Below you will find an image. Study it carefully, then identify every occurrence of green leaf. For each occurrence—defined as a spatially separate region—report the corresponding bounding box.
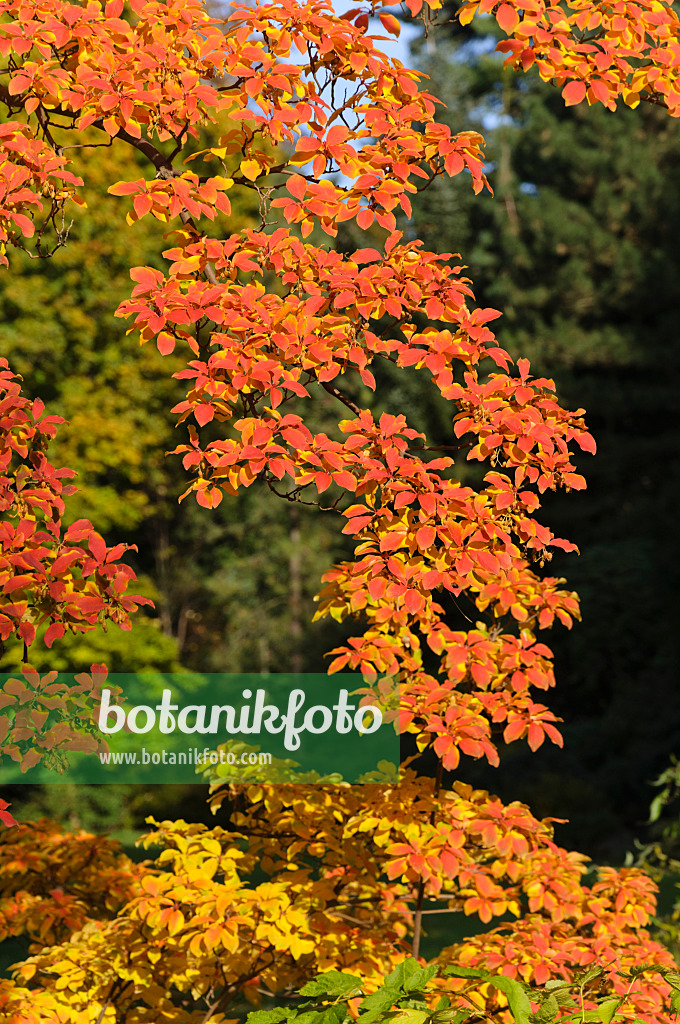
[441,966,489,980]
[246,1011,297,1024]
[490,977,532,1024]
[397,998,429,1012]
[390,1010,429,1024]
[317,1009,350,1024]
[575,967,605,986]
[295,1010,349,1024]
[597,998,620,1024]
[359,987,401,1023]
[627,963,659,979]
[431,1010,465,1024]
[530,994,558,1023]
[542,981,575,1007]
[553,1013,601,1023]
[300,973,363,999]
[649,792,666,823]
[385,961,438,994]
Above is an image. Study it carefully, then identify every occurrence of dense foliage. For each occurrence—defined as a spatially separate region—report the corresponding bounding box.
[400,0,680,858]
[0,0,679,1020]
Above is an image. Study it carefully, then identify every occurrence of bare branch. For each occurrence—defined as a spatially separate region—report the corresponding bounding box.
[319,380,362,416]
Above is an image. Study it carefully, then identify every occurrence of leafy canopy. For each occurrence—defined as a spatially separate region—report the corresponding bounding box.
[1,0,680,1019]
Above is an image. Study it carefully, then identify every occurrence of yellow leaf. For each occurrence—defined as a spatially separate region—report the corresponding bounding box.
[458,2,478,24]
[240,159,261,181]
[288,932,315,958]
[222,927,240,952]
[167,909,185,936]
[416,731,429,753]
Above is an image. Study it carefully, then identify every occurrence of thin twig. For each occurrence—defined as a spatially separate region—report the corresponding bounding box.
[319,380,362,416]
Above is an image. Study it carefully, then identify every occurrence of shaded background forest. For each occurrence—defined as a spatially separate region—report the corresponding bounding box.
[2,3,679,867]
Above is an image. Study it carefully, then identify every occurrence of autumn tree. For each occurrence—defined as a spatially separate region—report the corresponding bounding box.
[1,0,680,1020]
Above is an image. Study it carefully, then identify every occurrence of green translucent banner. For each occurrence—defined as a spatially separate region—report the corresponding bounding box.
[0,672,399,785]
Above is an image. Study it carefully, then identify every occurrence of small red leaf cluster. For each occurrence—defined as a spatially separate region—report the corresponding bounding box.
[0,359,151,649]
[0,0,223,141]
[454,0,680,116]
[0,797,16,828]
[108,173,232,225]
[0,122,82,264]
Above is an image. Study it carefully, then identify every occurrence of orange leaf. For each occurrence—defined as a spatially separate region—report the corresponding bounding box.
[287,174,307,199]
[496,4,519,32]
[562,80,587,106]
[379,13,401,36]
[108,180,143,196]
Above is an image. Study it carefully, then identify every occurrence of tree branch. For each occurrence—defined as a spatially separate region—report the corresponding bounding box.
[92,119,174,172]
[319,380,362,416]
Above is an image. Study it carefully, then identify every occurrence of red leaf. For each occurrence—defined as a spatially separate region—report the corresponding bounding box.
[504,719,526,743]
[88,532,107,563]
[282,427,310,449]
[416,525,435,549]
[71,594,105,614]
[11,214,34,238]
[356,208,374,230]
[576,431,597,454]
[45,622,66,647]
[194,404,214,426]
[18,622,35,646]
[65,519,94,542]
[562,80,587,107]
[157,332,176,355]
[20,749,41,772]
[353,248,381,264]
[196,486,222,508]
[527,722,545,750]
[334,290,356,309]
[133,193,153,218]
[589,79,610,104]
[0,799,17,828]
